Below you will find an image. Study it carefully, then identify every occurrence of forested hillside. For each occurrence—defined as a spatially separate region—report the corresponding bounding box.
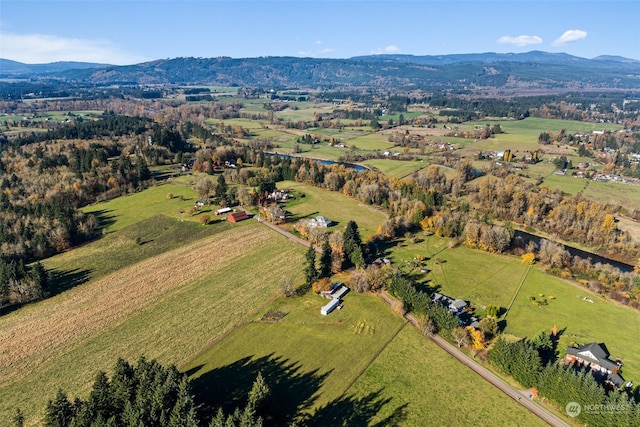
[3,52,640,92]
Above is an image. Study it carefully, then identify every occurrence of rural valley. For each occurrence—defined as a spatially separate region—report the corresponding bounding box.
[2,41,640,427]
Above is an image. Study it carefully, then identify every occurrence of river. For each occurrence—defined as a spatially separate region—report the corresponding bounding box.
[513,230,634,273]
[264,152,368,172]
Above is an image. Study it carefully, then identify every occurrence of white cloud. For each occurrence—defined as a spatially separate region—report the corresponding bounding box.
[372,45,401,54]
[298,46,334,57]
[315,40,323,45]
[553,29,588,46]
[0,32,148,65]
[496,35,543,47]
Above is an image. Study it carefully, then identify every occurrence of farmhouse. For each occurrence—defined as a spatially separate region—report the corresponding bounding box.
[564,342,625,388]
[320,283,350,316]
[308,215,332,228]
[432,292,468,315]
[227,211,249,223]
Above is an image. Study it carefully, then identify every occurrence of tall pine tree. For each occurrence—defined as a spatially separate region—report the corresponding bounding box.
[343,221,365,268]
[318,241,332,278]
[304,245,319,286]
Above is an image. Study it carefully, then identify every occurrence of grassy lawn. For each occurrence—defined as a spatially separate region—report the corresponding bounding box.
[504,267,640,382]
[485,118,620,141]
[347,134,395,151]
[390,237,528,311]
[183,292,406,424]
[582,180,640,213]
[342,327,547,426]
[82,181,222,232]
[0,221,306,424]
[278,180,388,237]
[363,158,427,178]
[541,174,589,194]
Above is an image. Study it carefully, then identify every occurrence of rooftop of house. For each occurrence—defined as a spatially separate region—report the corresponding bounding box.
[566,342,619,372]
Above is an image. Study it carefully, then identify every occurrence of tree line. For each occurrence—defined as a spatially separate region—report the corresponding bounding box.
[489,334,640,426]
[32,357,268,427]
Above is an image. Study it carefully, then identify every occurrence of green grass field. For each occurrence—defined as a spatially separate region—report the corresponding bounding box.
[388,235,640,382]
[342,327,547,426]
[363,158,427,178]
[183,292,406,424]
[496,117,620,136]
[504,267,640,383]
[390,236,527,311]
[346,134,395,151]
[541,174,589,194]
[582,180,640,212]
[82,181,221,232]
[278,180,388,237]
[455,117,622,159]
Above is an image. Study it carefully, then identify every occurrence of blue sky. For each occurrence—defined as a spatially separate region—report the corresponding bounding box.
[1,0,638,65]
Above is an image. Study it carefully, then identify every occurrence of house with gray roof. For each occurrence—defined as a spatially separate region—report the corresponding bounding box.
[565,342,625,388]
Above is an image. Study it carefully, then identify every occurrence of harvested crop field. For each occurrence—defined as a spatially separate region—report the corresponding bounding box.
[0,220,305,425]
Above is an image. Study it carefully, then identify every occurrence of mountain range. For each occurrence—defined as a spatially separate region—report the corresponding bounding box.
[2,51,639,93]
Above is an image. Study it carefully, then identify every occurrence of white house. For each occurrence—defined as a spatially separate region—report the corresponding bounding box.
[308,215,332,228]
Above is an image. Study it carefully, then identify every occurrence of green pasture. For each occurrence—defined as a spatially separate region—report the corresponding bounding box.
[582,180,640,213]
[504,267,640,382]
[456,117,622,156]
[278,143,351,161]
[82,181,221,232]
[183,292,406,423]
[205,117,266,131]
[495,117,620,136]
[363,158,427,178]
[238,100,269,114]
[391,237,528,311]
[541,174,589,194]
[347,134,396,151]
[0,221,306,425]
[252,128,292,140]
[275,106,321,122]
[342,327,546,426]
[304,127,369,141]
[389,234,640,382]
[523,160,557,181]
[278,180,388,237]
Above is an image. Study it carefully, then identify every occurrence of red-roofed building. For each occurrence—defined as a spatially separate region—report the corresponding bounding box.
[227,211,249,223]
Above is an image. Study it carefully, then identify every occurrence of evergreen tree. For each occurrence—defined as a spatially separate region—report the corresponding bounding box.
[304,245,319,286]
[44,389,75,427]
[343,221,364,268]
[318,241,332,278]
[215,174,228,200]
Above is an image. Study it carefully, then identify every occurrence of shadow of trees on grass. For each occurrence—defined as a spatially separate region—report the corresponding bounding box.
[48,267,92,295]
[186,353,407,426]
